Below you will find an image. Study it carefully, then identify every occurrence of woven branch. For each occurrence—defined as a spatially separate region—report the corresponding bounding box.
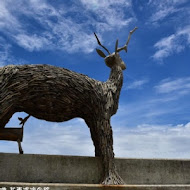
[0,63,124,184]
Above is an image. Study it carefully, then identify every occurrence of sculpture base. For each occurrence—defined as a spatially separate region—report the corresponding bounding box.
[1,153,190,188]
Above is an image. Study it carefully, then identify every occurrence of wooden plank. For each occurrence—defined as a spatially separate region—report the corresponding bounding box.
[0,128,23,142]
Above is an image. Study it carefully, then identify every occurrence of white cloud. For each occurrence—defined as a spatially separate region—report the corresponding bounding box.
[125,79,149,90]
[14,34,51,52]
[0,1,21,32]
[113,78,189,126]
[114,122,190,158]
[149,7,179,23]
[0,37,26,66]
[152,25,190,61]
[147,0,190,61]
[24,123,94,156]
[0,0,134,54]
[155,77,190,95]
[114,77,190,128]
[80,0,131,8]
[114,100,180,127]
[177,26,190,44]
[0,37,11,66]
[1,114,94,156]
[148,0,188,24]
[80,0,133,31]
[2,112,190,159]
[152,34,177,60]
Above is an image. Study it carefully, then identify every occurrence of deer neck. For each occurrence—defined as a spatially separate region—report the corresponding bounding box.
[108,65,123,90]
[103,65,123,117]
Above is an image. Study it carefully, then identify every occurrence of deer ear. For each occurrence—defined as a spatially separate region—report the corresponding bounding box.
[96,48,106,58]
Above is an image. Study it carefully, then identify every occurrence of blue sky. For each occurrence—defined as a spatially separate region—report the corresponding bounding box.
[0,0,190,158]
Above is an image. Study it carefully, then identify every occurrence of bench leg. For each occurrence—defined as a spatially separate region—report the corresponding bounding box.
[17,139,24,154]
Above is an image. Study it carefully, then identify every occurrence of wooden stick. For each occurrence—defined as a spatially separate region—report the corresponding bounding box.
[17,139,23,154]
[117,26,138,52]
[94,32,111,54]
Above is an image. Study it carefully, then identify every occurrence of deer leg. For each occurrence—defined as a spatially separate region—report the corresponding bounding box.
[86,118,125,185]
[85,119,101,157]
[98,119,125,185]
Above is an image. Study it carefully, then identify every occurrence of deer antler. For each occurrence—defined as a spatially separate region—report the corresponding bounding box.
[117,27,138,53]
[94,32,111,55]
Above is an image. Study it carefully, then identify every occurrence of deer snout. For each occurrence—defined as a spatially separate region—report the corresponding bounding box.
[120,61,126,70]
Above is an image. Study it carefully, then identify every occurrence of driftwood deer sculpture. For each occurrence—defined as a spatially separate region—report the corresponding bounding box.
[0,27,137,185]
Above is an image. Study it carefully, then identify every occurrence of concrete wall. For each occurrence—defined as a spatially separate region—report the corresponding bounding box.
[1,153,190,184]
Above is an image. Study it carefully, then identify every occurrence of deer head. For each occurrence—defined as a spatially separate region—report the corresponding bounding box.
[94,27,138,71]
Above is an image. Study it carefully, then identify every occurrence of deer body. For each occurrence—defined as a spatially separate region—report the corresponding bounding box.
[0,27,137,184]
[0,63,122,126]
